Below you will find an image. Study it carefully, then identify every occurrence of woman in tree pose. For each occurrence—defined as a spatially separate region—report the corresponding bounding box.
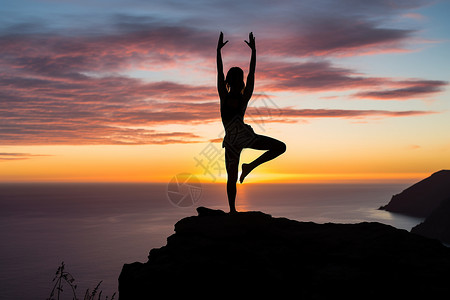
[217,31,286,213]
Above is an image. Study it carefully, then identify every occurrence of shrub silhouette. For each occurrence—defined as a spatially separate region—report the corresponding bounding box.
[47,262,116,300]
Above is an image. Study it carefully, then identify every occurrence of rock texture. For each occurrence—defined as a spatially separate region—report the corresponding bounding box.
[412,197,450,244]
[379,170,450,217]
[119,207,450,299]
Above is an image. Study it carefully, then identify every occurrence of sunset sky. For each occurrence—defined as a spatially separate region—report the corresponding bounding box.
[1,0,449,183]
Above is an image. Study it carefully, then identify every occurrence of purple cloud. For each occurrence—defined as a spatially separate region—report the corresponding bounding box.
[354,80,447,99]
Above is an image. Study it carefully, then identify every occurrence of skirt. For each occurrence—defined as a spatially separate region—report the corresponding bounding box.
[222,121,257,152]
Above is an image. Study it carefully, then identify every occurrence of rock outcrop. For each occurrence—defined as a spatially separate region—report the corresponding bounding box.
[119,207,450,299]
[379,170,450,217]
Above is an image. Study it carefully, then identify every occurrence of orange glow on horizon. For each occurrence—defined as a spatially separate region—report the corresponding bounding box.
[0,169,428,185]
[0,137,447,185]
[0,144,439,184]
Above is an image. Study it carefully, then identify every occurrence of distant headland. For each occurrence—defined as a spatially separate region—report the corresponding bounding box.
[379,170,450,217]
[380,170,450,243]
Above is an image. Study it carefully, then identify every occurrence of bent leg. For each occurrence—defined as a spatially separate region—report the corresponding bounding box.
[240,135,286,183]
[225,147,241,213]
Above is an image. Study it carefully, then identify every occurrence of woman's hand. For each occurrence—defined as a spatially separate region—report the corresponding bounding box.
[245,32,255,51]
[217,31,228,51]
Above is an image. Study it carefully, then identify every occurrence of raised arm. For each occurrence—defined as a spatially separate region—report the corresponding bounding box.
[243,32,256,101]
[217,32,228,99]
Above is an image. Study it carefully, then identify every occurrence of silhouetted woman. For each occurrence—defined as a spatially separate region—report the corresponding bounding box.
[217,32,286,213]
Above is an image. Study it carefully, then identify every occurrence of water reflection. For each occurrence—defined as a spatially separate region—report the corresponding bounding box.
[199,183,423,230]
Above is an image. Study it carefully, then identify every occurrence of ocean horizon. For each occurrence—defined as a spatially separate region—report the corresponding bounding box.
[0,182,423,299]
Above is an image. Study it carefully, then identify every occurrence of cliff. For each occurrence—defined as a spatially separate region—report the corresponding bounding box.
[379,170,450,217]
[119,207,450,299]
[411,197,450,243]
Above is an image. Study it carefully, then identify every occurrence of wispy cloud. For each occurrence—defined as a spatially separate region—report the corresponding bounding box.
[0,152,52,161]
[258,60,380,91]
[354,80,447,100]
[258,60,447,99]
[259,17,415,58]
[246,107,436,122]
[0,122,205,145]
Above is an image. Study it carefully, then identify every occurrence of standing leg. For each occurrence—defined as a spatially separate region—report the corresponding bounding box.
[225,147,241,213]
[240,135,286,183]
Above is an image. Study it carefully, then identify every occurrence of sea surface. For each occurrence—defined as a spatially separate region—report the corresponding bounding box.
[0,182,423,299]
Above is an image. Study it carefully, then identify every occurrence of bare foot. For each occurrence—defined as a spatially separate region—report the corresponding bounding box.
[239,163,252,184]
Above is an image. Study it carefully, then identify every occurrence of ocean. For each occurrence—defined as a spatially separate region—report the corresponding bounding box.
[0,182,422,299]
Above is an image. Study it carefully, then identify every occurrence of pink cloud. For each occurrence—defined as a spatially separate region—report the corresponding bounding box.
[403,13,426,21]
[0,14,445,146]
[0,121,205,145]
[0,24,213,78]
[1,87,436,145]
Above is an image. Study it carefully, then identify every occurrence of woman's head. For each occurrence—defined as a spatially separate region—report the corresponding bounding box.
[225,67,245,93]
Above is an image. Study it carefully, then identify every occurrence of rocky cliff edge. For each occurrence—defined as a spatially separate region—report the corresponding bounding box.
[119,207,450,298]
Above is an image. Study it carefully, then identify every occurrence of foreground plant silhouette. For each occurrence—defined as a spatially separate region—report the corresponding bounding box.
[47,262,116,300]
